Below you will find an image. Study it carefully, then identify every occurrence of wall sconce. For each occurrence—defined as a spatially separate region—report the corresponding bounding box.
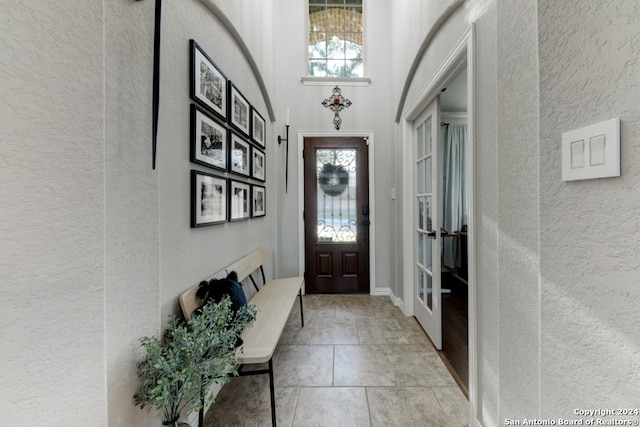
[322,86,352,130]
[137,0,162,169]
[278,109,290,193]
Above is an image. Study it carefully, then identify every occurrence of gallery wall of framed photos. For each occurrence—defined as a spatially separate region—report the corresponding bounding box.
[189,39,267,228]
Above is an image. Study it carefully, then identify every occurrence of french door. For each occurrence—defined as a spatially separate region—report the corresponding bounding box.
[303,137,370,293]
[414,98,442,349]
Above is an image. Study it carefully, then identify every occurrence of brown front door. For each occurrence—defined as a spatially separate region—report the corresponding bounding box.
[304,137,370,293]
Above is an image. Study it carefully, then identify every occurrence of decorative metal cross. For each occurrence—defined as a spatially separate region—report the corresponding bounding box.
[322,86,352,130]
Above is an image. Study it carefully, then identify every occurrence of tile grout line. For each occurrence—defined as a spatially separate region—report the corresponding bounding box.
[365,386,374,427]
[331,344,335,387]
[431,386,451,425]
[288,386,301,427]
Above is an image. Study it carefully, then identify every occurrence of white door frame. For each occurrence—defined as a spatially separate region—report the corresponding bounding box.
[401,25,477,422]
[297,130,378,294]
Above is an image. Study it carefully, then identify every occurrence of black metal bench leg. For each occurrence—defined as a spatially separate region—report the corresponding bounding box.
[198,375,205,427]
[298,288,304,327]
[268,358,276,427]
[238,360,277,426]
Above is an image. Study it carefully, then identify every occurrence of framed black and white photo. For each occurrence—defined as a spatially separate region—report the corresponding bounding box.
[229,180,250,221]
[228,82,250,137]
[250,106,266,148]
[252,147,266,181]
[190,39,227,120]
[251,185,266,218]
[191,104,228,171]
[229,133,250,177]
[191,170,227,227]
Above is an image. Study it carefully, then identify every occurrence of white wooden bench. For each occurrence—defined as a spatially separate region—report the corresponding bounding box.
[179,247,304,427]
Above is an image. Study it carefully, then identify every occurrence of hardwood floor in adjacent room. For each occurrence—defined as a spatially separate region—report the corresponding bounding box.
[441,272,469,396]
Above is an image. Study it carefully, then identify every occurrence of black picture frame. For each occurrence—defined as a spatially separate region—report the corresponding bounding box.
[251,184,266,218]
[250,106,266,148]
[190,104,228,171]
[251,147,266,181]
[191,170,227,227]
[190,39,227,120]
[228,81,250,137]
[229,132,251,177]
[229,180,250,221]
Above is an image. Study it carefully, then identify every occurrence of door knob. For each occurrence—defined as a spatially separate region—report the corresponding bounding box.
[427,230,436,239]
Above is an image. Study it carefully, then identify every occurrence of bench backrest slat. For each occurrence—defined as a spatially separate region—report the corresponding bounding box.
[179,247,267,321]
[225,247,266,283]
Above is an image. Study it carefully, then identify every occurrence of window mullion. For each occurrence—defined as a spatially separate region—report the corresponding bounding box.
[308,0,363,78]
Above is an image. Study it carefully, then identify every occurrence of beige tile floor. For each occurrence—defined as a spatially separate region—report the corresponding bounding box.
[203,294,469,427]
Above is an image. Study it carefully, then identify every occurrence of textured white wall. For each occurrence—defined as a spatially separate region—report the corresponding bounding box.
[496,0,541,418]
[538,0,640,415]
[391,0,471,304]
[472,2,500,424]
[396,0,640,425]
[4,0,639,425]
[158,0,276,323]
[1,1,107,425]
[104,0,160,425]
[390,0,458,107]
[2,0,281,425]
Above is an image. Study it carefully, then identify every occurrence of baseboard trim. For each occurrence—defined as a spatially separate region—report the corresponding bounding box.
[370,286,391,297]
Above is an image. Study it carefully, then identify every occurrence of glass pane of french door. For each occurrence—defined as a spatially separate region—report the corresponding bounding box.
[413,97,442,350]
[416,117,434,311]
[315,148,357,243]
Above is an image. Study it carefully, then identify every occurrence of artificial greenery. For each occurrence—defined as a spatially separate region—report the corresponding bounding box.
[134,296,256,427]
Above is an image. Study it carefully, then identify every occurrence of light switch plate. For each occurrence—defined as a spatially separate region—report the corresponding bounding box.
[562,118,620,181]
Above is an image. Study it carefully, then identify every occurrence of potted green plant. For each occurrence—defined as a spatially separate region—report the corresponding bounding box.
[134,296,256,426]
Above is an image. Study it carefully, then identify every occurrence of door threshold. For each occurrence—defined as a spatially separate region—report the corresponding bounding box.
[419,320,469,400]
[436,349,469,399]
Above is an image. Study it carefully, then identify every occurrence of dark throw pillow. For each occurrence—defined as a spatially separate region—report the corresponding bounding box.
[195,271,247,347]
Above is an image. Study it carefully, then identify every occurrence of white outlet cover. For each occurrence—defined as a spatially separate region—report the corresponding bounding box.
[562,118,620,181]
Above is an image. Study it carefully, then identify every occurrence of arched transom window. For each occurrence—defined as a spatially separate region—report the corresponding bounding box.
[308,0,363,78]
